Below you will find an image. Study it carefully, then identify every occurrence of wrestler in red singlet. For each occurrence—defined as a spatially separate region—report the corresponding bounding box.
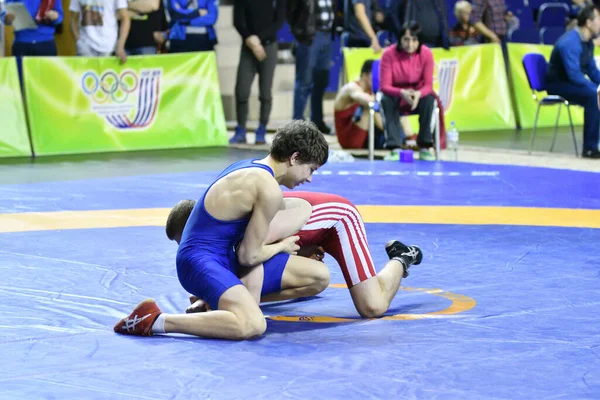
[283,191,376,287]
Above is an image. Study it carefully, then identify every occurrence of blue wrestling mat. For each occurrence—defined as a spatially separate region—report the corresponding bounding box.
[1,159,599,399]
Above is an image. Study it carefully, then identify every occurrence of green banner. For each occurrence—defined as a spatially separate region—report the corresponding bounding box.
[507,43,600,129]
[0,58,31,158]
[23,52,228,156]
[343,44,516,132]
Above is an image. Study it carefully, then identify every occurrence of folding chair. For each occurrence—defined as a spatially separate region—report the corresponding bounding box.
[522,53,578,156]
[509,28,541,44]
[539,26,565,45]
[537,2,569,28]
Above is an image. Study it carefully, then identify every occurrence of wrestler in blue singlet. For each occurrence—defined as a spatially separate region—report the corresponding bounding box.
[176,159,289,310]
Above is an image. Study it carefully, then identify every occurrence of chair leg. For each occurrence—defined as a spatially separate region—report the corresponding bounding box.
[529,103,542,155]
[368,107,375,161]
[376,91,388,148]
[433,106,441,161]
[549,103,562,153]
[565,104,579,157]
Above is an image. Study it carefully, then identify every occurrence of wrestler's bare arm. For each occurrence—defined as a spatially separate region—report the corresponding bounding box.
[349,84,376,108]
[335,82,375,110]
[236,172,300,267]
[263,198,312,245]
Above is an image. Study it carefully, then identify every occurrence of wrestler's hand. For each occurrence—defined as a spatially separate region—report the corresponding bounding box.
[186,295,211,313]
[297,245,325,262]
[280,235,300,255]
[45,10,59,21]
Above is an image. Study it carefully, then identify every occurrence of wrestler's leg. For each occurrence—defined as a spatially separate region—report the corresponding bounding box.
[260,254,330,302]
[187,253,330,312]
[116,258,267,340]
[320,205,418,318]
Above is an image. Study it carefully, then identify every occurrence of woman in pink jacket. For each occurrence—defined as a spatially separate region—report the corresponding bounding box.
[380,21,437,161]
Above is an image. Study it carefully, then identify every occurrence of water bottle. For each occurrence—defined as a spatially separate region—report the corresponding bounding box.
[447,121,459,160]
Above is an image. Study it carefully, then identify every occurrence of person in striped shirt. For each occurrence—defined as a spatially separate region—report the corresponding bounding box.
[167,191,423,318]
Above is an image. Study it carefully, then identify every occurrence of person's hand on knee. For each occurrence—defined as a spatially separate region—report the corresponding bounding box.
[410,91,421,111]
[401,89,414,108]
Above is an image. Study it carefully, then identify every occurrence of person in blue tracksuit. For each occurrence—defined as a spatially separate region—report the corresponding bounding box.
[3,0,63,80]
[167,0,218,52]
[547,5,600,159]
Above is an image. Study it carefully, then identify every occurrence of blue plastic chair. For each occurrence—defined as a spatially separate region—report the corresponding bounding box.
[537,2,569,27]
[522,53,578,156]
[528,0,545,9]
[539,26,565,45]
[504,0,525,10]
[504,0,525,12]
[372,59,381,92]
[509,28,541,44]
[505,0,536,30]
[551,0,579,15]
[376,30,396,47]
[513,5,536,30]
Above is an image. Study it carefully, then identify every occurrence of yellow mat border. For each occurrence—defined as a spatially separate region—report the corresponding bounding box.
[1,205,599,233]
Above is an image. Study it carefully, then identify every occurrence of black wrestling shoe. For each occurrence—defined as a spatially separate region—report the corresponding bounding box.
[385,240,423,278]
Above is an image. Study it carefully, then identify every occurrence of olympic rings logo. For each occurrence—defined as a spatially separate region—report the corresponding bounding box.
[81,70,139,104]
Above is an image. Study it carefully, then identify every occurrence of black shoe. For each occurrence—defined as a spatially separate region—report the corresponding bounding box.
[385,240,423,278]
[582,149,600,159]
[313,120,332,135]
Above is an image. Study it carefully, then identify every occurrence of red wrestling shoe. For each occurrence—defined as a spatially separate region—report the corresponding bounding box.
[114,299,162,336]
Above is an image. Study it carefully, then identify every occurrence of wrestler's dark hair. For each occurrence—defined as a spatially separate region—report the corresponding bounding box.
[361,59,375,76]
[269,120,329,166]
[578,4,599,27]
[166,199,197,241]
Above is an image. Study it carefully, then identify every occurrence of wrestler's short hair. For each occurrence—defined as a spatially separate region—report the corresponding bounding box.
[165,199,197,240]
[269,120,329,166]
[361,59,375,76]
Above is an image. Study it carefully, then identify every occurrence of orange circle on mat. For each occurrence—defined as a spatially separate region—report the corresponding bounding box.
[266,284,476,323]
